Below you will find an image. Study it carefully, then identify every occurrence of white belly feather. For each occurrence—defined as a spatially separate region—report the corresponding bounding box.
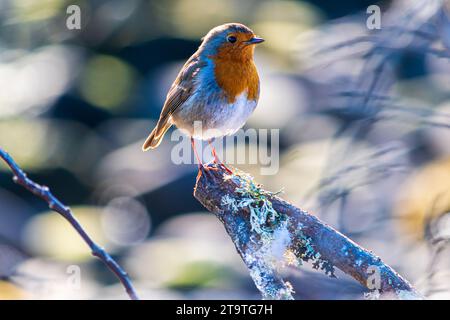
[173,90,257,140]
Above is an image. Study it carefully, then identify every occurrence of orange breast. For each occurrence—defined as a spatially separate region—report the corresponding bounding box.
[212,48,260,103]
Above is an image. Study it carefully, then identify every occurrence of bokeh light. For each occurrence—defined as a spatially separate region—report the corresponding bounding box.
[0,0,450,300]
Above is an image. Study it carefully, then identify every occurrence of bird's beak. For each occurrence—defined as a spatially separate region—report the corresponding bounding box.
[245,37,264,45]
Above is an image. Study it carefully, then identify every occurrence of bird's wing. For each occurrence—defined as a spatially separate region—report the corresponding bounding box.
[142,53,205,150]
[157,54,204,125]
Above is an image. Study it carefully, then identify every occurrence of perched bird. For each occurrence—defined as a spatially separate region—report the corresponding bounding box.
[142,23,264,170]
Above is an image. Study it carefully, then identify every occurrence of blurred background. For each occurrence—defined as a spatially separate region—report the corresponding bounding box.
[0,0,450,300]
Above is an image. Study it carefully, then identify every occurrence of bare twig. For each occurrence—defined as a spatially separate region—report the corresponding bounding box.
[0,147,139,300]
[194,164,422,300]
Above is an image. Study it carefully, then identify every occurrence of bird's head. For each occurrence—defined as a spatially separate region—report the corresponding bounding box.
[200,23,264,62]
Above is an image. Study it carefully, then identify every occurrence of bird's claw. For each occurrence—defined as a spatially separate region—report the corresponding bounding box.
[217,163,233,175]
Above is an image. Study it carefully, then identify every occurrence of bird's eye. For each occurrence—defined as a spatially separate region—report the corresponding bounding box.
[227,35,237,43]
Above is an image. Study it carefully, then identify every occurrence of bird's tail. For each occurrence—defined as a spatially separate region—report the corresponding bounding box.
[142,121,172,151]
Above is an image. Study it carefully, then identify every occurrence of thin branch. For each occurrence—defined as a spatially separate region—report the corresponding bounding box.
[0,147,139,300]
[194,164,422,300]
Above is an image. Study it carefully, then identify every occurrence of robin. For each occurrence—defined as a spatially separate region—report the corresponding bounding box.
[142,23,264,172]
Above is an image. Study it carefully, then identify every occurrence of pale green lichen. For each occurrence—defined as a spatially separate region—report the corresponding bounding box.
[220,170,335,299]
[221,170,283,240]
[295,229,336,277]
[221,194,238,211]
[221,170,294,300]
[243,220,295,300]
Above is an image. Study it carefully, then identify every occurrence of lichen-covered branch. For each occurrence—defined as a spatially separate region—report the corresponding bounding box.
[194,164,422,300]
[0,147,139,300]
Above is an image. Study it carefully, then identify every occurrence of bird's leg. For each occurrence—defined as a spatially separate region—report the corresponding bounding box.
[208,139,233,174]
[191,137,207,181]
[191,137,203,170]
[191,137,216,181]
[208,138,220,164]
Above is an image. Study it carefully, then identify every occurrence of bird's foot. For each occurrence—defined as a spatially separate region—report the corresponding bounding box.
[220,163,233,175]
[213,161,233,175]
[207,159,233,175]
[196,163,220,182]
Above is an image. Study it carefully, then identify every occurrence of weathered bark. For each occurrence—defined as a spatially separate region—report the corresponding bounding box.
[194,164,421,300]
